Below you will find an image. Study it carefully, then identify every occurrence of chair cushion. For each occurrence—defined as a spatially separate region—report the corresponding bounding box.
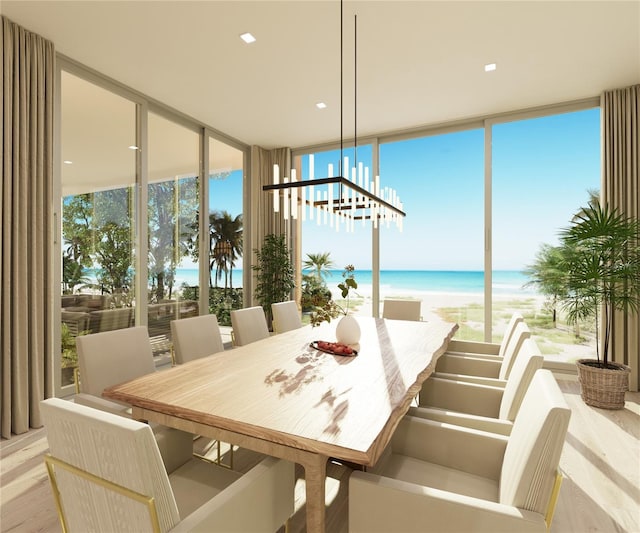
[371,453,499,503]
[349,470,548,533]
[169,459,242,518]
[435,354,502,378]
[419,377,503,418]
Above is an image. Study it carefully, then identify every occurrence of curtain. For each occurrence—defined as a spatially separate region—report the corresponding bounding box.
[1,16,54,438]
[601,84,640,391]
[248,146,292,306]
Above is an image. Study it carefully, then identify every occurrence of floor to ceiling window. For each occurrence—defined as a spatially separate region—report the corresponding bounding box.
[57,66,248,395]
[379,129,484,337]
[491,108,600,359]
[59,71,137,388]
[206,137,245,325]
[146,112,200,362]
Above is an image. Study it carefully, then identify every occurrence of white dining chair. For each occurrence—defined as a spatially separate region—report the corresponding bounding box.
[75,326,193,474]
[434,321,531,383]
[271,300,303,334]
[230,306,270,346]
[40,398,294,533]
[414,338,544,435]
[171,314,225,364]
[445,311,525,358]
[349,369,571,532]
[170,314,233,465]
[382,298,422,321]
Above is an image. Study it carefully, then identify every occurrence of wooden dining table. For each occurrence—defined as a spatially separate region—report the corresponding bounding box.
[104,316,458,533]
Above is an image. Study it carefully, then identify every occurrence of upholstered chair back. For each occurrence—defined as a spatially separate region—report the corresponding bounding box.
[382,298,422,321]
[76,326,155,397]
[498,312,525,357]
[171,314,225,364]
[230,306,269,346]
[498,338,543,421]
[271,301,303,334]
[497,322,531,380]
[499,370,570,515]
[41,398,180,533]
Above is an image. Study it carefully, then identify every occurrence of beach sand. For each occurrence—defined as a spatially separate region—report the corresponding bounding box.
[334,284,539,324]
[331,285,592,361]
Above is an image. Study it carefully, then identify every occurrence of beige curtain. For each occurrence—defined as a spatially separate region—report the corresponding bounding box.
[601,84,640,391]
[1,17,54,438]
[248,146,292,306]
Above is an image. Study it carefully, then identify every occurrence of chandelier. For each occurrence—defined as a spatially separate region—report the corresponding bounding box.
[263,2,405,232]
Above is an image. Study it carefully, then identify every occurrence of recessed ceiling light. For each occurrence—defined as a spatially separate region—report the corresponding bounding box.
[316,102,327,109]
[484,63,497,72]
[63,160,73,165]
[240,32,256,44]
[128,145,139,150]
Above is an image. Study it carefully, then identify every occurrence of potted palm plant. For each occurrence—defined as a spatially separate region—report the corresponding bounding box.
[559,200,640,409]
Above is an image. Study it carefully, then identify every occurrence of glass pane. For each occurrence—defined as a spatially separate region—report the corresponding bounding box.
[147,113,199,363]
[207,137,244,330]
[60,72,136,387]
[380,130,484,336]
[492,108,600,360]
[300,146,373,321]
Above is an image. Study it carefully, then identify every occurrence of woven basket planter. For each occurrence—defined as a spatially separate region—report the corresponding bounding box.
[576,359,631,410]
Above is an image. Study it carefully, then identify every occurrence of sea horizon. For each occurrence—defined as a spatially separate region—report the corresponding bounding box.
[167,268,537,297]
[83,267,538,296]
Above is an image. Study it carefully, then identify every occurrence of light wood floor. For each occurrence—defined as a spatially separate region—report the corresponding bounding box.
[1,379,638,533]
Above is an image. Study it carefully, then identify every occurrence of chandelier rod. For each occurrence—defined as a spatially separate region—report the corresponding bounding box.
[354,13,357,172]
[340,0,344,176]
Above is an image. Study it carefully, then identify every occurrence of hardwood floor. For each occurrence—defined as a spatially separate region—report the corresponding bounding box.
[1,378,638,533]
[552,380,640,533]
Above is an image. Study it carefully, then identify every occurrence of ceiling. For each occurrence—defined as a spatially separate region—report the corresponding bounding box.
[1,0,639,151]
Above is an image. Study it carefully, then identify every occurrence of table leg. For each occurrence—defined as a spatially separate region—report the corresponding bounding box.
[302,454,328,533]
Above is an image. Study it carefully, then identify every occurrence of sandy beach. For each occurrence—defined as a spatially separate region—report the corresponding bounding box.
[330,284,592,361]
[333,284,543,323]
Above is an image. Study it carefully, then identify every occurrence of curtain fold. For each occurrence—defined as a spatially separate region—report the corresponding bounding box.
[1,16,54,438]
[249,146,292,306]
[601,84,640,391]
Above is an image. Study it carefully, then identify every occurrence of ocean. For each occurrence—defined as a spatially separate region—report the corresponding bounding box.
[168,268,537,296]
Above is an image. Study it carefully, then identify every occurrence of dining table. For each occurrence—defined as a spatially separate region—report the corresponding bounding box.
[103,316,458,533]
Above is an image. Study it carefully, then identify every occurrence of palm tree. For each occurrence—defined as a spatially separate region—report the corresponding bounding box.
[209,211,243,290]
[303,252,334,285]
[524,244,568,327]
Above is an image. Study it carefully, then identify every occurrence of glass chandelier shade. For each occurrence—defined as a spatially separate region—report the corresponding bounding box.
[265,155,404,232]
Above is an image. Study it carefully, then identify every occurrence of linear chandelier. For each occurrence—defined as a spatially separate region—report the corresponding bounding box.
[263,2,405,232]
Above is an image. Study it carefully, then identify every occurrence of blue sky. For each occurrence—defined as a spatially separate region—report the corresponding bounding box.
[207,107,600,273]
[209,170,243,217]
[300,107,601,271]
